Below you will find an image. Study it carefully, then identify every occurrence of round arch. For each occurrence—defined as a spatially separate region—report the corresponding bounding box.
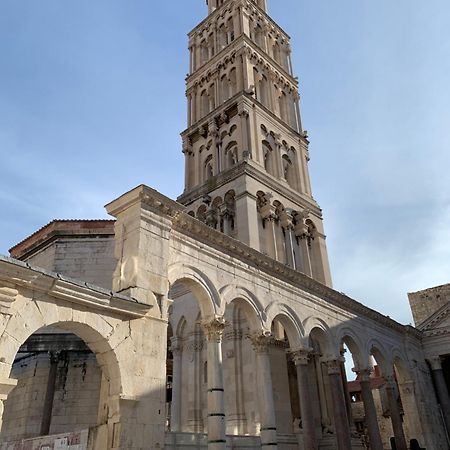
[0,309,124,396]
[334,326,366,370]
[220,285,265,332]
[303,316,335,357]
[266,303,304,348]
[168,263,219,319]
[366,338,392,376]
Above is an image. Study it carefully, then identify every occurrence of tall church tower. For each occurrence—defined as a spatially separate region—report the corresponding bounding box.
[178,0,332,287]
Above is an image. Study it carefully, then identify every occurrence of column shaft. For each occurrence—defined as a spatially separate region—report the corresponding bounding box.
[251,335,278,449]
[357,370,383,450]
[293,351,317,450]
[170,338,183,432]
[326,359,352,450]
[430,358,450,437]
[203,319,227,450]
[41,352,59,436]
[385,379,408,450]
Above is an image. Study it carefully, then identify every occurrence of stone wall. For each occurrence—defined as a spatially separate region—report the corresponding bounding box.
[1,352,101,442]
[408,284,450,326]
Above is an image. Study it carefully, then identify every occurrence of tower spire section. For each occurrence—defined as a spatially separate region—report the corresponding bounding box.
[179,0,332,287]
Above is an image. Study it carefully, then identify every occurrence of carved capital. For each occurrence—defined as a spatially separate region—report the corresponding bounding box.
[202,317,227,342]
[428,356,443,371]
[0,282,18,314]
[353,367,373,383]
[290,348,313,366]
[259,204,277,221]
[170,337,183,356]
[248,332,274,354]
[324,357,345,375]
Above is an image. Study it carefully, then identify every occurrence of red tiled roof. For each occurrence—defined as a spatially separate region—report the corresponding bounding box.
[9,219,116,259]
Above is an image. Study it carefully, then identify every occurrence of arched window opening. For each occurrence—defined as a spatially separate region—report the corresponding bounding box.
[263,141,275,177]
[227,17,235,44]
[282,154,296,189]
[197,204,207,223]
[218,24,227,50]
[279,91,288,122]
[229,68,237,96]
[201,90,209,117]
[225,142,238,169]
[221,75,229,103]
[204,155,214,181]
[200,40,209,64]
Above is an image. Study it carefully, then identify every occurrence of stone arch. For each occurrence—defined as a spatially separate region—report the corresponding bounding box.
[175,316,188,338]
[1,309,123,396]
[366,338,391,375]
[392,350,411,382]
[265,303,303,348]
[303,316,335,357]
[334,326,366,370]
[168,263,219,318]
[219,285,265,333]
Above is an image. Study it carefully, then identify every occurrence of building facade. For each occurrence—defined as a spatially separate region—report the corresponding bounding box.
[0,1,449,449]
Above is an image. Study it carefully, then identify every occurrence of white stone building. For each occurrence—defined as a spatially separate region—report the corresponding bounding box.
[0,1,449,449]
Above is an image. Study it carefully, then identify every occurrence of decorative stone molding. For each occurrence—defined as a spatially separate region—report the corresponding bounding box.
[248,332,274,354]
[0,377,18,402]
[353,367,374,383]
[0,255,150,319]
[202,316,227,342]
[170,337,183,356]
[0,282,18,314]
[290,348,313,366]
[323,357,345,375]
[428,356,443,371]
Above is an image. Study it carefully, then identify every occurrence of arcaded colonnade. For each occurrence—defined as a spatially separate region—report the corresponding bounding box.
[106,185,445,450]
[0,184,447,450]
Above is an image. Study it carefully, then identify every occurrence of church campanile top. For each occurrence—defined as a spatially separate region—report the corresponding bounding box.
[207,0,267,15]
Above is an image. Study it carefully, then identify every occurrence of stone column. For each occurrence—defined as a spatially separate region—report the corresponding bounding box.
[203,318,227,450]
[291,349,317,450]
[41,351,60,436]
[170,337,183,432]
[325,358,352,450]
[384,375,408,450]
[429,356,450,435]
[250,334,278,449]
[294,218,312,277]
[355,368,383,450]
[280,210,296,269]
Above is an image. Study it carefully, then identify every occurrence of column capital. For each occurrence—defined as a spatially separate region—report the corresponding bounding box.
[170,336,183,355]
[290,348,313,366]
[248,332,274,354]
[323,357,345,375]
[428,355,443,371]
[383,374,397,389]
[353,367,373,383]
[202,316,227,342]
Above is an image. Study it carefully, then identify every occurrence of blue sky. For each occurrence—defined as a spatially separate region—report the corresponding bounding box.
[0,0,449,324]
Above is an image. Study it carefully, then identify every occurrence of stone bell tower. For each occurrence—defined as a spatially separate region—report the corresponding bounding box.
[178,0,332,287]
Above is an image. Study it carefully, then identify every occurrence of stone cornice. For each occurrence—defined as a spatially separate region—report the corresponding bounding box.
[186,36,297,91]
[418,301,450,332]
[177,160,322,218]
[0,255,150,319]
[106,185,421,339]
[106,184,184,219]
[170,213,420,339]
